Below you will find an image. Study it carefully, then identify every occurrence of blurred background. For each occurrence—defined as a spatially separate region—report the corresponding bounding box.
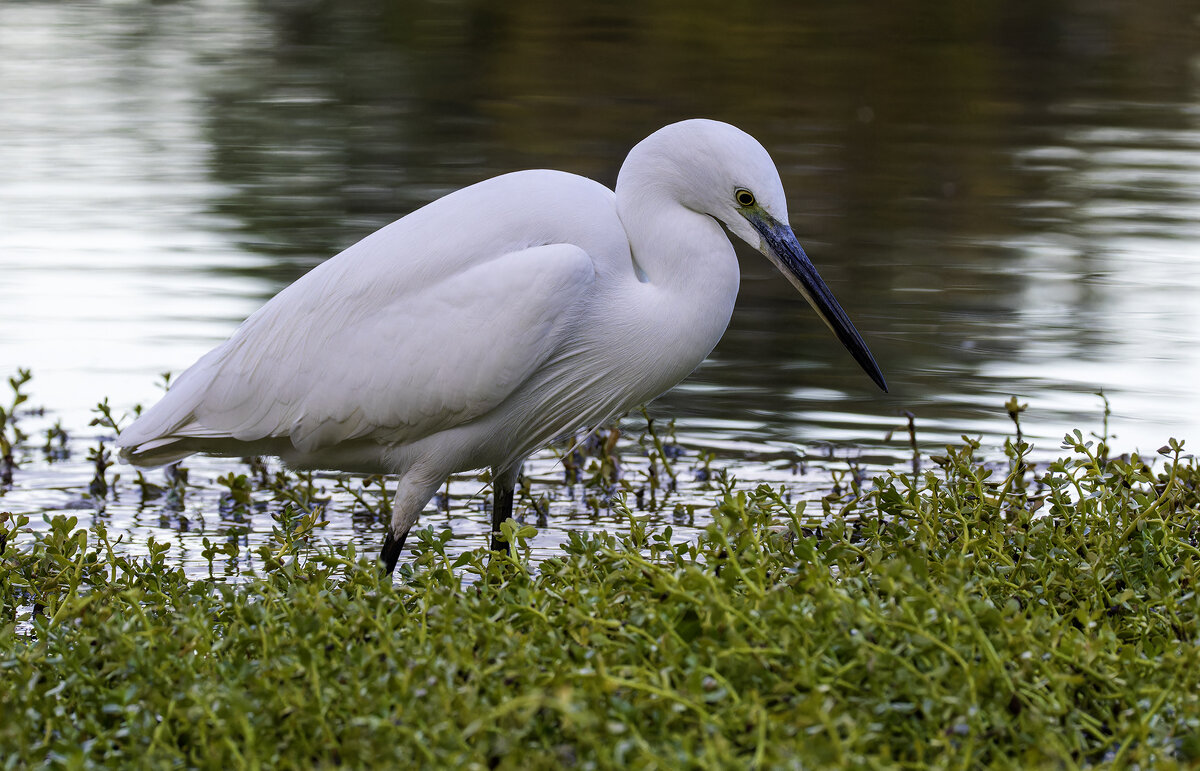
[2,0,1199,464]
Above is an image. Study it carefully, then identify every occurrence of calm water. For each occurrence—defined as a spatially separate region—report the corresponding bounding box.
[2,0,1199,569]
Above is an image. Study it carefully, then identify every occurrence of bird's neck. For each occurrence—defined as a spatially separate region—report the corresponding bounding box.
[616,185,740,302]
[610,185,741,398]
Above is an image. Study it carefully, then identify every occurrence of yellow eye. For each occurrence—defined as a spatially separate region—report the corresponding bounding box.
[735,189,755,207]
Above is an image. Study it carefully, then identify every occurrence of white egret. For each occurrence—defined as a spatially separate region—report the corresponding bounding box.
[118,119,887,573]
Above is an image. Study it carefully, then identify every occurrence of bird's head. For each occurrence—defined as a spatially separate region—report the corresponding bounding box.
[619,119,888,392]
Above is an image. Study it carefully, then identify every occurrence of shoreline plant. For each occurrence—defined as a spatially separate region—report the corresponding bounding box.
[2,403,1198,768]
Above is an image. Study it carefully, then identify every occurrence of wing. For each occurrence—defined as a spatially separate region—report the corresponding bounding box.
[119,240,597,458]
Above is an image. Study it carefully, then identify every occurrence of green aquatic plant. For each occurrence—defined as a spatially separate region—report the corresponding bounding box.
[1,424,1198,769]
[0,369,33,487]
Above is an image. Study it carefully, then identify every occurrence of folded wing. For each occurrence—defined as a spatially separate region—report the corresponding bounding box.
[118,241,596,465]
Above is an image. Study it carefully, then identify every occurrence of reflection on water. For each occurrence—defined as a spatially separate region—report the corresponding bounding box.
[2,0,1199,568]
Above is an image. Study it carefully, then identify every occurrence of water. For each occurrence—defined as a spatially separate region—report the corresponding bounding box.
[2,0,1199,570]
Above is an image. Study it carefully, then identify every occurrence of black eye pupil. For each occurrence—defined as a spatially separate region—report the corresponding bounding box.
[736,190,754,206]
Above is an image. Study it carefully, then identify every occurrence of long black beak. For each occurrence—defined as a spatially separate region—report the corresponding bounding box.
[746,210,888,392]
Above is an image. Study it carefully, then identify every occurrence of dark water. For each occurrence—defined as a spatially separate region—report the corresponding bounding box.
[2,0,1199,568]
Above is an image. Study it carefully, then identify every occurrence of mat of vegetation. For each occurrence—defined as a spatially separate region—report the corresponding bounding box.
[2,428,1199,769]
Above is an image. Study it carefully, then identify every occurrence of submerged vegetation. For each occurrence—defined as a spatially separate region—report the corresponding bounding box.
[1,375,1199,768]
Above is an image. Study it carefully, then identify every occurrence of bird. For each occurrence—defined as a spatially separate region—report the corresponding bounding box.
[117,119,887,574]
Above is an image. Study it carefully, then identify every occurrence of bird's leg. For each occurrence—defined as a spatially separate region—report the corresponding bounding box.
[380,470,444,575]
[490,484,513,553]
[490,463,521,553]
[380,528,408,576]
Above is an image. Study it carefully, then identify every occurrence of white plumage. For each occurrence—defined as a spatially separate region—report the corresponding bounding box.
[118,119,886,572]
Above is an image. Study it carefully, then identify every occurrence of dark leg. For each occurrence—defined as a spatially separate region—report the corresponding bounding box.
[380,528,407,575]
[491,477,514,553]
[379,469,445,575]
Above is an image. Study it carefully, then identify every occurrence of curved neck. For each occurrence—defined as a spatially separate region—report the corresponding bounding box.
[610,170,742,394]
[615,160,740,297]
